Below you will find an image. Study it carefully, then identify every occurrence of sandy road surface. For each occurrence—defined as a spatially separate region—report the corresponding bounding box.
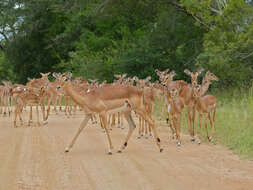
[0,110,253,190]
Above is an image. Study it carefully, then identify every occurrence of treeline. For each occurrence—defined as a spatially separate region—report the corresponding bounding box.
[0,0,253,86]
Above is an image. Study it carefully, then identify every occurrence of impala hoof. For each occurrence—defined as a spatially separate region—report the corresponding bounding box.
[43,121,48,125]
[65,148,69,153]
[198,141,201,145]
[190,138,195,142]
[108,152,112,155]
[117,150,122,153]
[208,137,213,142]
[177,142,181,146]
[160,148,163,152]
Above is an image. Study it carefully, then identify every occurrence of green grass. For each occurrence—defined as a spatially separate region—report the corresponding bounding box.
[153,86,253,159]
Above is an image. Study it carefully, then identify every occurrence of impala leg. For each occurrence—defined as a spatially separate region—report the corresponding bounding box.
[52,95,57,114]
[36,104,40,126]
[118,111,136,153]
[19,108,23,126]
[64,97,68,116]
[137,110,162,152]
[148,123,152,137]
[208,113,213,142]
[100,115,105,130]
[28,105,32,126]
[173,115,180,146]
[204,114,210,141]
[186,107,194,141]
[45,97,51,120]
[111,113,116,127]
[59,96,63,111]
[141,117,145,136]
[14,106,18,128]
[198,113,203,144]
[65,114,92,153]
[100,112,113,154]
[41,101,48,125]
[191,107,196,140]
[210,108,216,142]
[168,114,175,139]
[144,120,148,138]
[117,112,121,128]
[69,100,72,116]
[138,116,142,138]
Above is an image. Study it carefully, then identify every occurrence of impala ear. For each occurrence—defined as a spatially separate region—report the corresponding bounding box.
[145,76,151,82]
[133,76,139,81]
[184,69,191,76]
[52,72,59,79]
[67,72,72,79]
[122,74,127,78]
[114,74,120,79]
[155,69,161,74]
[197,68,204,74]
[163,68,169,73]
[170,70,176,77]
[27,77,32,81]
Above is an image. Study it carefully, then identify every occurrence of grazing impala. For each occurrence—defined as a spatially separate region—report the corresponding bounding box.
[53,72,163,154]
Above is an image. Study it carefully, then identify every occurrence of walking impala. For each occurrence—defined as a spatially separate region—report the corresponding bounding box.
[53,72,163,154]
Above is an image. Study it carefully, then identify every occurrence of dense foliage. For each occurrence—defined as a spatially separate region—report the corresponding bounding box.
[0,0,253,86]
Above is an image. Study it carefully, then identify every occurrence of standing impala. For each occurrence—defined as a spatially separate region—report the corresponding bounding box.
[53,72,163,154]
[193,84,218,144]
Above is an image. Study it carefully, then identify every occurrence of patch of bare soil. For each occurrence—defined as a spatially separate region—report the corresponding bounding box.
[0,110,252,190]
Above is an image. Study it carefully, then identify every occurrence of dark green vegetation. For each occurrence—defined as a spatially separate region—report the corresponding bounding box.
[0,0,253,85]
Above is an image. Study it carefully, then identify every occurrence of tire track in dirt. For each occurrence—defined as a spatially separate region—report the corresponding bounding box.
[1,112,253,190]
[39,127,94,190]
[16,128,55,190]
[63,124,165,190]
[0,127,25,190]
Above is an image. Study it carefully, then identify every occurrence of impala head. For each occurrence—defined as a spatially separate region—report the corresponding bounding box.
[99,80,107,87]
[163,70,176,86]
[155,68,169,83]
[40,72,50,81]
[53,72,72,89]
[27,77,33,82]
[184,68,204,86]
[193,84,202,98]
[202,71,219,85]
[114,73,127,84]
[169,85,181,99]
[135,76,151,89]
[2,80,12,88]
[72,77,87,86]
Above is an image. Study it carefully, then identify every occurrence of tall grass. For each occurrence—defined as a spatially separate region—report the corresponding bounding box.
[153,86,253,159]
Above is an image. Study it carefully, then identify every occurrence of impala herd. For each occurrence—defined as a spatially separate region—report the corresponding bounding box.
[0,68,218,154]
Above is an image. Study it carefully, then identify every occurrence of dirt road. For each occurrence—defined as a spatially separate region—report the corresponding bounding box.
[0,111,253,190]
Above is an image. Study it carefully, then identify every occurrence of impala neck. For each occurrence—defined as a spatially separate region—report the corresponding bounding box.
[200,81,211,96]
[63,81,88,107]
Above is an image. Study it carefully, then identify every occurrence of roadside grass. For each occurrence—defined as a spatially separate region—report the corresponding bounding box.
[153,86,253,159]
